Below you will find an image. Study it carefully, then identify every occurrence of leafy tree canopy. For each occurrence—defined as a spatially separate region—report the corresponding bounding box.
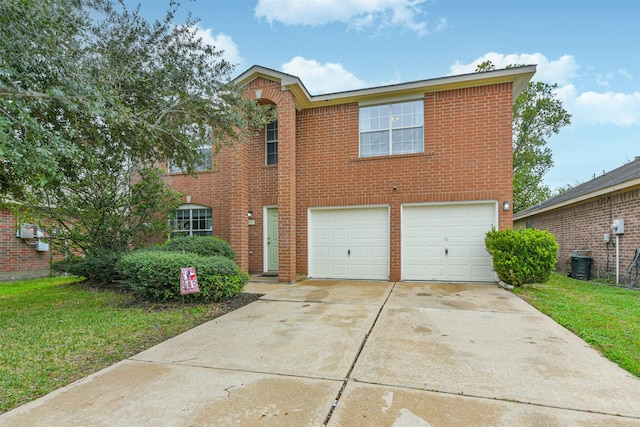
[476,61,571,213]
[1,0,272,199]
[1,0,273,257]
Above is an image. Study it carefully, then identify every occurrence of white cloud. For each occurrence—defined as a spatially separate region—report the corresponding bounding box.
[255,0,432,36]
[596,68,632,88]
[192,26,242,66]
[449,52,579,85]
[450,52,640,129]
[281,56,367,94]
[573,91,640,127]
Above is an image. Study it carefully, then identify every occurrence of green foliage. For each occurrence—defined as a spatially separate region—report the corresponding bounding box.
[475,61,571,213]
[1,276,234,413]
[52,251,125,284]
[485,228,558,286]
[160,235,236,260]
[1,0,275,257]
[117,251,248,302]
[517,273,640,377]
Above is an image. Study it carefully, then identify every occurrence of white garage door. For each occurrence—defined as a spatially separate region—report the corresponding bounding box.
[309,207,389,280]
[402,203,496,282]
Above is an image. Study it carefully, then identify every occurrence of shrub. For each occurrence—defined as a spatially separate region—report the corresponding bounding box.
[160,236,235,260]
[52,251,125,284]
[116,250,248,302]
[485,228,558,286]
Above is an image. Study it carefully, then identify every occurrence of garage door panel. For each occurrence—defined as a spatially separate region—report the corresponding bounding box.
[402,203,495,282]
[310,207,389,280]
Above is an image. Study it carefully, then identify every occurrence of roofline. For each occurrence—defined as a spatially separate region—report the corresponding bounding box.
[233,64,536,110]
[514,177,640,220]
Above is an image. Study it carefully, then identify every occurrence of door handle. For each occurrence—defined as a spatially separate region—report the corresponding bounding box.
[445,248,448,256]
[348,249,351,256]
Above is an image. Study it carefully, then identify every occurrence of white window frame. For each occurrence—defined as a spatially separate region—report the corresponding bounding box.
[170,204,213,237]
[266,120,278,165]
[359,99,424,158]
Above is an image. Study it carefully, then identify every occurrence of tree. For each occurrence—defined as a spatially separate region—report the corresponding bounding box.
[476,61,571,213]
[1,0,273,259]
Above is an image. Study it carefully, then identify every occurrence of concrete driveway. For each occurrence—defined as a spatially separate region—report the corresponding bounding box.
[1,280,640,426]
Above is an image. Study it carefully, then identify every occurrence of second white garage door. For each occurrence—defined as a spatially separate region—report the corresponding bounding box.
[309,207,389,280]
[402,203,496,282]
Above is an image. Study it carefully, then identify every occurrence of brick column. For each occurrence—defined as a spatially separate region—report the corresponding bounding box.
[277,91,297,282]
[228,141,250,273]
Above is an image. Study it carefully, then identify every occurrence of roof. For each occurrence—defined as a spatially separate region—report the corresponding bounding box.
[233,64,536,110]
[515,156,640,220]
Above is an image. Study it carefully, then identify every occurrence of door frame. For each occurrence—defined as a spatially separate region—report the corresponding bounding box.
[263,205,278,273]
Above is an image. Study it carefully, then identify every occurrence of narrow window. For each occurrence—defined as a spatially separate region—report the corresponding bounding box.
[359,100,424,158]
[266,120,278,165]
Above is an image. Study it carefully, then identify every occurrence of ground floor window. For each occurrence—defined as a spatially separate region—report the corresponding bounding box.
[171,206,212,237]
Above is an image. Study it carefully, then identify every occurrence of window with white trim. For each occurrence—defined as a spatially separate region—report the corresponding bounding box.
[266,120,278,165]
[359,100,424,157]
[171,205,212,237]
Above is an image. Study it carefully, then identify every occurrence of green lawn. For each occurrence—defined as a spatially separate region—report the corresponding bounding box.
[0,276,230,414]
[516,273,640,377]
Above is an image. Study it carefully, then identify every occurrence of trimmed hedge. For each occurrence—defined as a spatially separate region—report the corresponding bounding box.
[52,251,125,284]
[485,228,558,286]
[159,236,235,260]
[116,250,248,302]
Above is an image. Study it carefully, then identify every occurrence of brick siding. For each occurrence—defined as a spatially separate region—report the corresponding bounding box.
[163,78,515,282]
[525,186,640,280]
[0,210,52,281]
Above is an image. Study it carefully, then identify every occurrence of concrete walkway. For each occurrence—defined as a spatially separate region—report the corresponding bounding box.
[2,281,640,426]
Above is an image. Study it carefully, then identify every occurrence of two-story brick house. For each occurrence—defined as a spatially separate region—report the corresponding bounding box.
[164,65,535,283]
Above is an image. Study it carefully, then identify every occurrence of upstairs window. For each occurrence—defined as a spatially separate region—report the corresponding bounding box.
[168,125,213,173]
[171,206,212,237]
[359,100,424,158]
[168,144,212,173]
[266,120,278,165]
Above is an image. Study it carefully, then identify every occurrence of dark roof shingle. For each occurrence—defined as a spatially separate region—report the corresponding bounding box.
[515,156,640,219]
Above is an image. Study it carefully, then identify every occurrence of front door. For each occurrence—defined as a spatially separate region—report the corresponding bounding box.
[266,207,279,272]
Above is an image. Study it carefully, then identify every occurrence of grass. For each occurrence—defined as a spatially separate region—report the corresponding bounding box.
[516,273,640,377]
[0,276,233,414]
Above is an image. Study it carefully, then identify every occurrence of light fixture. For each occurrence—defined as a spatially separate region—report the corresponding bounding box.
[248,211,253,219]
[502,201,511,211]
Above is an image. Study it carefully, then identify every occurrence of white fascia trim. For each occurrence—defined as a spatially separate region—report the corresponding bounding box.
[516,178,640,219]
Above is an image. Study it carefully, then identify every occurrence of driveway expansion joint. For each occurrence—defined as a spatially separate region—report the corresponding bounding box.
[322,281,397,426]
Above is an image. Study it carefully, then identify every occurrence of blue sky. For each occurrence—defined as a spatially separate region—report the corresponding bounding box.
[127,0,639,191]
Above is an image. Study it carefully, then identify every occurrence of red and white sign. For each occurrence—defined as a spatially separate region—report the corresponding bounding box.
[180,267,200,295]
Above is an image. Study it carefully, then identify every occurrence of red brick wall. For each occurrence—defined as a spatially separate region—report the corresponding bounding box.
[163,80,515,282]
[525,186,640,280]
[0,210,52,281]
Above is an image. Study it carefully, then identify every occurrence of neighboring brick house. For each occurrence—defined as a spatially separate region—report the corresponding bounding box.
[514,157,640,280]
[0,209,52,281]
[164,65,535,283]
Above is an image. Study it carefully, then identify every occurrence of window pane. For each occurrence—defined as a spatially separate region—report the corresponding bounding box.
[172,208,212,236]
[360,100,423,157]
[361,130,389,157]
[266,121,278,165]
[391,128,424,155]
[195,147,212,171]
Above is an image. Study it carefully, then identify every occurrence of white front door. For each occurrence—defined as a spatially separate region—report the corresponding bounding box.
[309,207,389,280]
[402,203,496,282]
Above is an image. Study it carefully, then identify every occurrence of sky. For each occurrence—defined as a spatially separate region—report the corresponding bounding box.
[126,0,639,191]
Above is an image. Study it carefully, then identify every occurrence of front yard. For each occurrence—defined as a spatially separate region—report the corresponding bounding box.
[0,276,258,414]
[516,273,640,377]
